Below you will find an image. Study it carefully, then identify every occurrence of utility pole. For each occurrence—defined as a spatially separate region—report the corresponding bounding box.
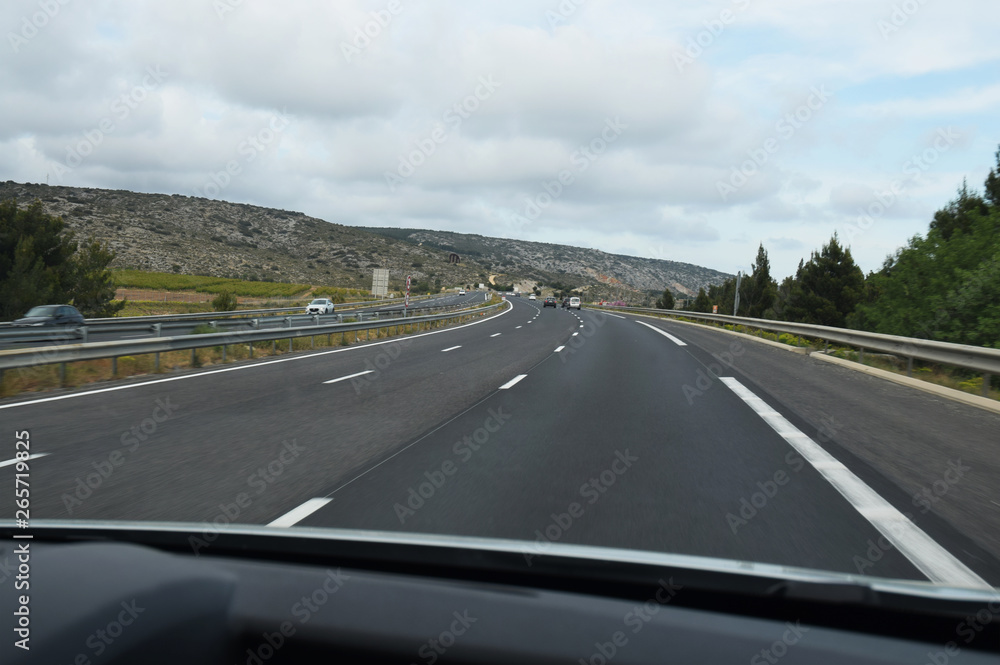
[733,271,742,316]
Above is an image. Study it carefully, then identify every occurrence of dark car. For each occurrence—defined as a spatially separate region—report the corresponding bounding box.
[12,304,85,327]
[561,298,570,308]
[543,297,557,307]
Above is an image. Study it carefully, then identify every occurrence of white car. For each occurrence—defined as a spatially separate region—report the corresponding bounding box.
[459,290,466,295]
[569,297,581,309]
[305,298,335,315]
[528,294,537,300]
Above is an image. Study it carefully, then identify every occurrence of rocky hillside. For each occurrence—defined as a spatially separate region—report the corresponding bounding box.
[1,181,730,296]
[361,228,731,295]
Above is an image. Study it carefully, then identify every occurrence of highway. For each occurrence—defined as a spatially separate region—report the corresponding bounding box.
[2,296,999,589]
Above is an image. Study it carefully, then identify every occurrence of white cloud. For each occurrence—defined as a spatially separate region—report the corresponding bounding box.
[0,0,998,278]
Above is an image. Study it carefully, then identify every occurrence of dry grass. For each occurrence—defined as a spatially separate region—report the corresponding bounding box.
[0,312,487,398]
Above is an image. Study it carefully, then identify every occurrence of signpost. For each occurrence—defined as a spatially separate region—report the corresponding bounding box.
[405,275,411,312]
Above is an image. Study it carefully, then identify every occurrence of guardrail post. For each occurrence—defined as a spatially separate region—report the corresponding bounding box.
[907,357,913,377]
[79,327,88,343]
[312,315,319,326]
[859,347,864,363]
[111,357,117,377]
[284,317,291,328]
[59,362,66,387]
[155,352,160,372]
[273,340,277,354]
[191,349,196,366]
[249,341,253,358]
[288,337,292,352]
[222,344,227,362]
[984,373,992,397]
[251,319,259,329]
[153,323,162,337]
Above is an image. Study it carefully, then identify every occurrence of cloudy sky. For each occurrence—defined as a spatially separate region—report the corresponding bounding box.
[2,0,999,279]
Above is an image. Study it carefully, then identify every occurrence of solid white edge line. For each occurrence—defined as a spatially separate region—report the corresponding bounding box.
[554,346,565,352]
[636,320,687,346]
[720,376,991,590]
[499,374,527,390]
[0,302,514,411]
[267,498,333,527]
[323,370,375,385]
[441,346,462,352]
[0,453,49,468]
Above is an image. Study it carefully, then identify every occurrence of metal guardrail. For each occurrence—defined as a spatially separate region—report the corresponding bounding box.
[0,301,506,378]
[0,295,453,342]
[591,305,999,397]
[0,294,439,329]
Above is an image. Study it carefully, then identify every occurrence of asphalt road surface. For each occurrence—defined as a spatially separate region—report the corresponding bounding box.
[2,297,999,590]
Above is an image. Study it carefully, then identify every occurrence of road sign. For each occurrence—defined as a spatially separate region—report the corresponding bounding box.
[371,269,389,297]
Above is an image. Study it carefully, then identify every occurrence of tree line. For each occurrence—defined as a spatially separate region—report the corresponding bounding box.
[662,144,1000,350]
[0,199,123,320]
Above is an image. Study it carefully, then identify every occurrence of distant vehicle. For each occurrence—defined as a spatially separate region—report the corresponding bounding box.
[569,297,581,310]
[513,292,521,297]
[543,297,556,307]
[305,298,335,315]
[12,304,85,327]
[561,297,570,308]
[459,289,466,295]
[528,294,537,300]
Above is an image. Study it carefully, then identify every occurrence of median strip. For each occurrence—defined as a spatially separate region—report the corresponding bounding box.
[720,376,991,590]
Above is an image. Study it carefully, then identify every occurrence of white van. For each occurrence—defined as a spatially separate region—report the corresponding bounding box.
[569,297,581,310]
